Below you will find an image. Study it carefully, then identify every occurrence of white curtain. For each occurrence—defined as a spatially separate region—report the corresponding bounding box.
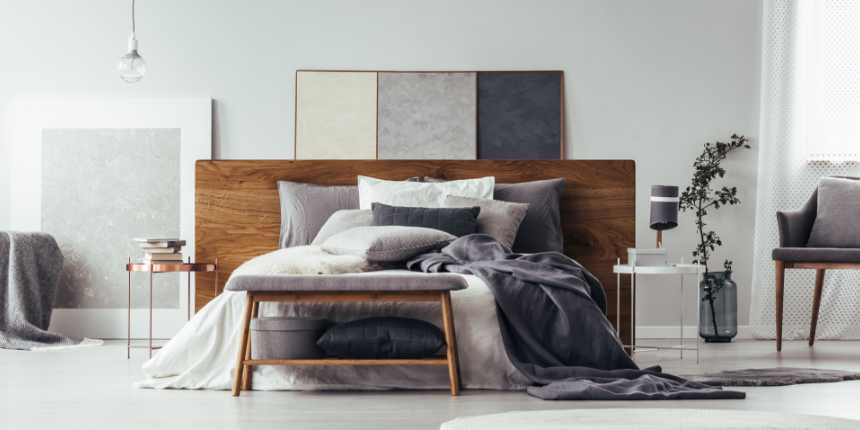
[750,0,860,340]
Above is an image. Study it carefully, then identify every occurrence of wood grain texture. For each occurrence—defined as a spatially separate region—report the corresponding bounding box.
[243,357,449,366]
[196,160,635,346]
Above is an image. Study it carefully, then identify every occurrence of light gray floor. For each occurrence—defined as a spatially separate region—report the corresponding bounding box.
[1,339,859,429]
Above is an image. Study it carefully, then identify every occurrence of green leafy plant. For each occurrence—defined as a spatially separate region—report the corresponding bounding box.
[679,134,750,339]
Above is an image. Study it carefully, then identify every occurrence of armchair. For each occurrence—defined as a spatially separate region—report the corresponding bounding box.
[772,176,860,351]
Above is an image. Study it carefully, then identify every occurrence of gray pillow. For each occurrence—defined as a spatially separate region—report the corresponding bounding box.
[311,209,373,245]
[321,226,456,262]
[807,177,860,248]
[278,178,419,249]
[494,178,565,253]
[445,195,529,250]
[371,203,480,237]
[426,177,566,253]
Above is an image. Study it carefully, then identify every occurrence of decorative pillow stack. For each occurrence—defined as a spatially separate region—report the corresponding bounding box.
[426,177,566,253]
[278,177,419,249]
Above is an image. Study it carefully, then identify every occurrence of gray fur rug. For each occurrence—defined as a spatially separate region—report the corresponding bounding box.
[682,367,860,387]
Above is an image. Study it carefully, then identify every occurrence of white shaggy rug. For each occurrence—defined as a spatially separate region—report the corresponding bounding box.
[440,409,860,430]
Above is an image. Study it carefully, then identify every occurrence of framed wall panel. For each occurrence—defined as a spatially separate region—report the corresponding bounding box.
[9,98,211,340]
[477,72,563,160]
[295,71,378,160]
[377,72,476,159]
[294,70,563,161]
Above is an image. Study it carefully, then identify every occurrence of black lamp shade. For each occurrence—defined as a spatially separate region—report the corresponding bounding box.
[650,185,679,231]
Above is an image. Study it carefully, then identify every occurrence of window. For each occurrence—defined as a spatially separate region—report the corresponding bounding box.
[802,1,860,162]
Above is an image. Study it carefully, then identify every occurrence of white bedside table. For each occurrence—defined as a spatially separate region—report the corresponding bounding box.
[612,260,703,363]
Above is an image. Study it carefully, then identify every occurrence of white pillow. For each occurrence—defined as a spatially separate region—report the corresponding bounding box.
[358,175,494,209]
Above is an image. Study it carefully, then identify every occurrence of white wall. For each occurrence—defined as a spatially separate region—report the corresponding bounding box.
[0,0,762,331]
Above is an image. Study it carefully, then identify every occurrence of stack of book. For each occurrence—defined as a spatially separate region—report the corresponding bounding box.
[134,238,187,265]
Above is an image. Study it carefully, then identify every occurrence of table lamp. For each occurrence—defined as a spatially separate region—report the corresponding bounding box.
[650,185,679,248]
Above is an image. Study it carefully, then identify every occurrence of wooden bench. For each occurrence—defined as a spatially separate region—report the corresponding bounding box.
[226,274,466,397]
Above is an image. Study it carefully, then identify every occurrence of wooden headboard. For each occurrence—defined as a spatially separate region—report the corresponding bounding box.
[195,160,635,346]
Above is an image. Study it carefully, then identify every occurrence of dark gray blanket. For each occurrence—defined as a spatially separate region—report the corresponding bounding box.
[0,231,82,350]
[407,235,744,400]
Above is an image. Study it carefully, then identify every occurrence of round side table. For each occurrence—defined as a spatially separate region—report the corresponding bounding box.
[125,258,218,358]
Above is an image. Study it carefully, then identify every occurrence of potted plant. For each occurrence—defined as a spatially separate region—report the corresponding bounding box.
[679,134,750,342]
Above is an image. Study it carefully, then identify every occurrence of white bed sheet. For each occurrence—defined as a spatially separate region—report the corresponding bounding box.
[134,270,530,391]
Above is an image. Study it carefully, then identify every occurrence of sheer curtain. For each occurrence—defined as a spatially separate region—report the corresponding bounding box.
[750,0,860,340]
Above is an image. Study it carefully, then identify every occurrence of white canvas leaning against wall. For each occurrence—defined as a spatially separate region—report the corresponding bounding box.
[9,99,211,340]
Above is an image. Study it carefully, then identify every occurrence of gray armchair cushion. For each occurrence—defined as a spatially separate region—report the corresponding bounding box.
[772,247,860,263]
[807,177,860,248]
[774,176,860,249]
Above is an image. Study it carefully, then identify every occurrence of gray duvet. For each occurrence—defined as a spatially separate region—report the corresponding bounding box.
[408,234,745,400]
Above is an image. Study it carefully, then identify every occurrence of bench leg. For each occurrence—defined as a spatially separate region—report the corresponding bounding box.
[440,291,461,396]
[242,301,260,390]
[809,269,825,346]
[775,261,785,352]
[232,292,255,397]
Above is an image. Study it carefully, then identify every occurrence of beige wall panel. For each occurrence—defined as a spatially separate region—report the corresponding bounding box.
[296,71,377,159]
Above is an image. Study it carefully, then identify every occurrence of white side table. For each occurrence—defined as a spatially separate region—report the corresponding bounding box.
[613,260,702,363]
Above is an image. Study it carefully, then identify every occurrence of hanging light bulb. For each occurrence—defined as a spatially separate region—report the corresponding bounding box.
[117,0,145,83]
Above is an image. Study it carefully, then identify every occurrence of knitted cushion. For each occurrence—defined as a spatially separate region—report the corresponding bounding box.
[371,203,480,237]
[316,317,445,360]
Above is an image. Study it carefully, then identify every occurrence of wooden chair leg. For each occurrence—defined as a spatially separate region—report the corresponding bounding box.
[242,301,260,390]
[440,291,461,396]
[775,260,785,352]
[809,269,825,347]
[232,292,255,397]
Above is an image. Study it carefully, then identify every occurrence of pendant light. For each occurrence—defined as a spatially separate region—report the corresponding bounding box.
[117,0,146,83]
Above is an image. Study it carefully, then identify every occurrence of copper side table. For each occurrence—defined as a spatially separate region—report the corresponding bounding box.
[125,258,218,358]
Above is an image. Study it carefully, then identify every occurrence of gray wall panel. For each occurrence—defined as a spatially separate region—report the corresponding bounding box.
[42,129,180,309]
[378,72,476,159]
[477,73,562,159]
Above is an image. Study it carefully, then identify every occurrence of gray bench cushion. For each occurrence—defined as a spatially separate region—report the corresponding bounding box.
[772,247,860,263]
[224,272,468,292]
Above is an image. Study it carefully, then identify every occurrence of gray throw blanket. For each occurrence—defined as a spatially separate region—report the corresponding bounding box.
[0,231,82,350]
[407,235,744,400]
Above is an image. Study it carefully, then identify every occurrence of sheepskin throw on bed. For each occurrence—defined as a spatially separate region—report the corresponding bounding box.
[229,246,370,279]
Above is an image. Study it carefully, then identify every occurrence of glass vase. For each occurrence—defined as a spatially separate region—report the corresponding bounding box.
[699,271,738,342]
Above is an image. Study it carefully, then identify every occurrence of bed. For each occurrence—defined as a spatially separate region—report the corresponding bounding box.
[194,159,635,342]
[134,160,635,391]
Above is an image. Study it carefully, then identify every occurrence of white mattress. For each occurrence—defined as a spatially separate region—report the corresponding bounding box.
[134,270,530,391]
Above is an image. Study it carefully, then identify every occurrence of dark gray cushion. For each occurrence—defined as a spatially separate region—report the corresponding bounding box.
[807,177,860,248]
[225,273,469,292]
[371,203,480,237]
[278,179,419,249]
[444,195,528,250]
[316,317,446,360]
[425,177,565,253]
[772,247,860,263]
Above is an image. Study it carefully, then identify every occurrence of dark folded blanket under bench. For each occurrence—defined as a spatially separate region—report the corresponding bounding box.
[408,234,745,400]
